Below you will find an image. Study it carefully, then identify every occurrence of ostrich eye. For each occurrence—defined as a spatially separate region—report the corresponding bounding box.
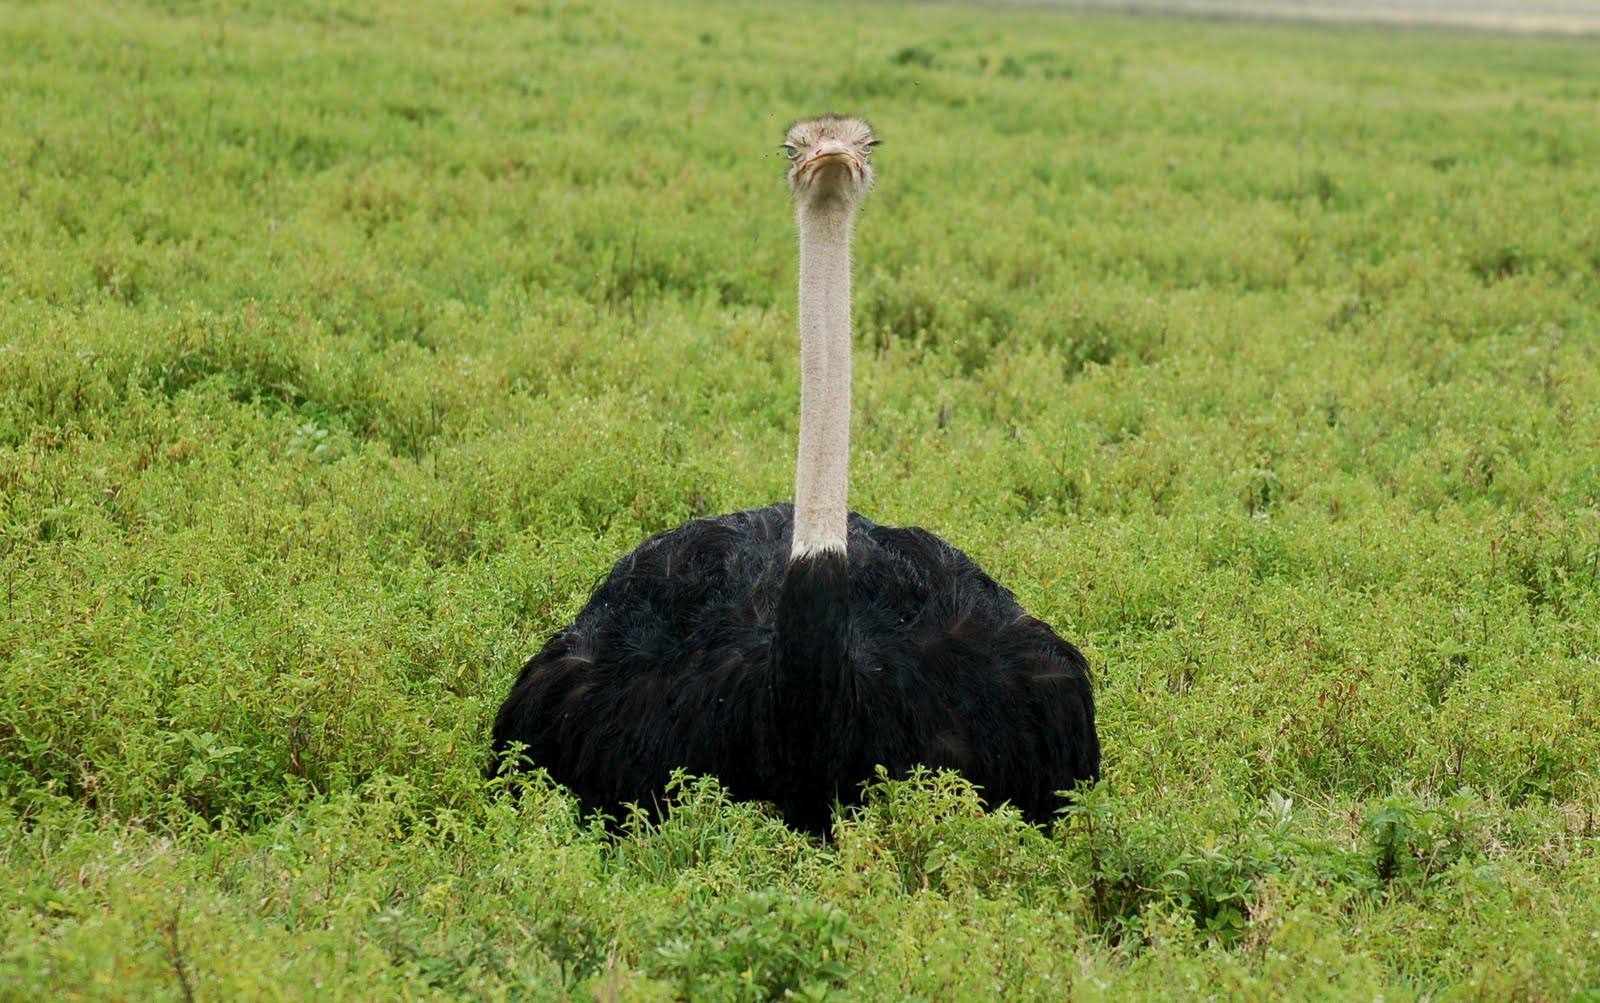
[864,140,880,155]
[781,144,799,160]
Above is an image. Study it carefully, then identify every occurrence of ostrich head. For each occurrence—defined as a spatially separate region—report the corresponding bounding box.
[783,115,876,208]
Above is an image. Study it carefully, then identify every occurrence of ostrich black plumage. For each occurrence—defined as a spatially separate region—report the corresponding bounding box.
[492,115,1099,834]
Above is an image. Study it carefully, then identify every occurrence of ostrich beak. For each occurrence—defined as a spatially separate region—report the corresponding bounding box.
[801,144,861,179]
[809,151,854,168]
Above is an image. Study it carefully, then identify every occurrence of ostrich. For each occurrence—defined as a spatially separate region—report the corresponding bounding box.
[492,115,1099,834]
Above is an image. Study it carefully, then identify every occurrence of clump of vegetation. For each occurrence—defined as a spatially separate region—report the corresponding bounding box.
[2,0,1598,997]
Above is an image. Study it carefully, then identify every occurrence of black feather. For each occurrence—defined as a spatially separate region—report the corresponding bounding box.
[491,503,1100,834]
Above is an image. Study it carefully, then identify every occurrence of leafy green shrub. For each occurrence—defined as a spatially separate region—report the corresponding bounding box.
[648,891,853,1002]
[1061,786,1368,945]
[833,768,1071,903]
[1362,792,1491,887]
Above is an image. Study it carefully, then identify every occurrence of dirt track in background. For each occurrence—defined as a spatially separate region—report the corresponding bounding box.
[1040,0,1600,34]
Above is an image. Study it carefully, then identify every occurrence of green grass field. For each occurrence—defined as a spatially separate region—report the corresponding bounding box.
[3,0,1599,997]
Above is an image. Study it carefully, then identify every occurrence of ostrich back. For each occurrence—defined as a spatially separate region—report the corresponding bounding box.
[491,503,1099,833]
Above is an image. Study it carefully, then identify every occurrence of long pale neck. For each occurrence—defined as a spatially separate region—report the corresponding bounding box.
[791,201,855,559]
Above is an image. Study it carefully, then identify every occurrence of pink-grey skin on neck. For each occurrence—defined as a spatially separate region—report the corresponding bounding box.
[783,115,877,561]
